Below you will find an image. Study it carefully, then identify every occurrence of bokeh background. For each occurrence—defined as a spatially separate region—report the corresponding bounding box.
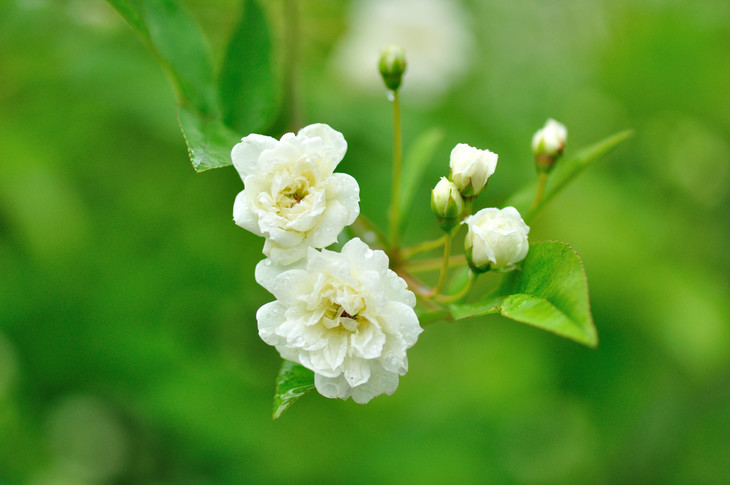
[2,0,730,483]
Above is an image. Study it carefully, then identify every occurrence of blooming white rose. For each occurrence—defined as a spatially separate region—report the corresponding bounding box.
[232,123,360,265]
[449,143,498,197]
[463,207,530,272]
[531,118,568,158]
[255,238,422,404]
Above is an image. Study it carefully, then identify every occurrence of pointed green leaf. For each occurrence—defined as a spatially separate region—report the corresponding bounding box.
[272,360,315,421]
[505,130,633,222]
[177,106,240,171]
[450,241,597,347]
[219,0,279,135]
[109,0,247,171]
[398,128,444,232]
[108,0,217,114]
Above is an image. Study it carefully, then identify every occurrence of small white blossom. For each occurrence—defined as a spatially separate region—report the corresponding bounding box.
[531,119,568,158]
[255,238,422,404]
[232,124,360,265]
[463,207,530,272]
[449,143,498,197]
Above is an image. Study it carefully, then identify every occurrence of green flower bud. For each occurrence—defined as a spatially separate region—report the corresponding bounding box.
[379,44,407,92]
[431,177,463,232]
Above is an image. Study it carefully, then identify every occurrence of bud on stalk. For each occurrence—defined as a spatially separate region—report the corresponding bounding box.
[431,177,464,232]
[379,44,407,92]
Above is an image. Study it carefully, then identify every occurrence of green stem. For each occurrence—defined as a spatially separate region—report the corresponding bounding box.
[404,254,467,273]
[400,235,446,260]
[530,171,548,212]
[436,271,476,304]
[388,90,403,249]
[432,235,452,297]
[283,0,302,130]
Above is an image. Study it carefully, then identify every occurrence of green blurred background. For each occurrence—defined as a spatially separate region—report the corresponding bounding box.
[1,0,729,483]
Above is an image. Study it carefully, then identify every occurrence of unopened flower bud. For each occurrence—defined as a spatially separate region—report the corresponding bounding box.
[431,177,463,232]
[449,143,498,198]
[531,119,567,173]
[463,207,529,273]
[379,44,407,91]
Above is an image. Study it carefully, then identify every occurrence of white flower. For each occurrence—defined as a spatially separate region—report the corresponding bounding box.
[449,143,498,197]
[463,207,530,272]
[531,118,568,158]
[331,0,474,103]
[232,123,360,265]
[255,238,422,404]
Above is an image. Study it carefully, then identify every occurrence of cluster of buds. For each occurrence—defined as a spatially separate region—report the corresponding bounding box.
[430,142,498,234]
[428,119,569,273]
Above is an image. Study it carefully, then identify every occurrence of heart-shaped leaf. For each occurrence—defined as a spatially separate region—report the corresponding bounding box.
[450,241,597,347]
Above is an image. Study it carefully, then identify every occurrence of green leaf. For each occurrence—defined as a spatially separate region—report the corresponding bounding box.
[398,128,444,232]
[109,0,248,171]
[505,130,633,222]
[450,241,597,347]
[178,106,240,171]
[272,360,315,421]
[219,0,279,135]
[107,0,217,114]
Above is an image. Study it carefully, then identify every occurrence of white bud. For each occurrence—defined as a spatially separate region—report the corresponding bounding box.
[531,119,567,168]
[449,143,498,197]
[431,177,463,231]
[463,207,530,272]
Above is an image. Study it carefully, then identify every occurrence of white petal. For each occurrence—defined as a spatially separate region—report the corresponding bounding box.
[256,302,286,346]
[268,268,307,305]
[350,323,386,359]
[254,259,284,294]
[383,302,422,347]
[233,190,262,235]
[298,123,347,172]
[326,173,360,221]
[232,134,277,179]
[314,373,352,400]
[344,357,371,388]
[265,240,309,266]
[349,364,399,404]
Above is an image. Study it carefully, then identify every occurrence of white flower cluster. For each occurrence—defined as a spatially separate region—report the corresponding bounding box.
[232,124,421,403]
